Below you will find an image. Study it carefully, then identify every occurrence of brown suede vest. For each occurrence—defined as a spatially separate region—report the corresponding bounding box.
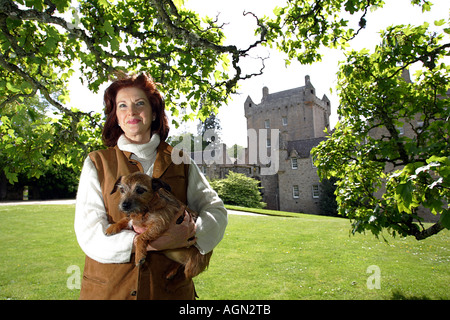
[79,141,194,300]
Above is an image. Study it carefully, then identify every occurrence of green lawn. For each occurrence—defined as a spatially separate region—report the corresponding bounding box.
[0,204,448,300]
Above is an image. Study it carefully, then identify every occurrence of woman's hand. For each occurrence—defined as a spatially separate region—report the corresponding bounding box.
[133,210,197,251]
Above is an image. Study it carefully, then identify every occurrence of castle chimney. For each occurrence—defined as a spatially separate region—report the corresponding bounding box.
[305,75,311,86]
[262,86,269,101]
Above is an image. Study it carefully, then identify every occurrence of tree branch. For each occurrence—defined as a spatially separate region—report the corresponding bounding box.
[0,0,272,127]
[1,1,116,75]
[0,53,71,115]
[149,0,238,54]
[0,87,37,109]
[149,0,267,92]
[414,221,444,240]
[387,42,450,79]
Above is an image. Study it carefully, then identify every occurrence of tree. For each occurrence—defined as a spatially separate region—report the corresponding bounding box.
[197,112,221,149]
[1,0,414,123]
[0,95,103,184]
[0,0,268,124]
[312,22,450,240]
[0,95,53,183]
[0,0,437,182]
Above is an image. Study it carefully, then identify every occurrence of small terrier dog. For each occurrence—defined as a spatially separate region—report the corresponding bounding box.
[105,172,212,279]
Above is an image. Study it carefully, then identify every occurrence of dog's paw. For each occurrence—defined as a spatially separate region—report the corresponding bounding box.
[105,224,120,236]
[136,257,146,267]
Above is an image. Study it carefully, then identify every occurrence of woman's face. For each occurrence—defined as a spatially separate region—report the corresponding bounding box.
[115,86,154,144]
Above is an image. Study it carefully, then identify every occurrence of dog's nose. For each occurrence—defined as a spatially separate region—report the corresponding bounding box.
[121,200,132,211]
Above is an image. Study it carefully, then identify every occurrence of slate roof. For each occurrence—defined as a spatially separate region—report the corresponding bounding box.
[287,137,326,159]
[263,86,305,103]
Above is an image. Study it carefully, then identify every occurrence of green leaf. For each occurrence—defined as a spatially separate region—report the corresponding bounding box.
[7,128,15,137]
[98,0,109,8]
[396,181,413,213]
[103,21,115,37]
[39,35,59,55]
[172,0,184,9]
[53,0,71,12]
[422,2,431,12]
[109,36,120,52]
[427,156,447,164]
[434,19,445,27]
[439,210,450,229]
[6,82,20,93]
[273,6,283,16]
[4,167,18,184]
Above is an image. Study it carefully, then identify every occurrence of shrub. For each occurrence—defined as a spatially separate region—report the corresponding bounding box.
[210,172,266,209]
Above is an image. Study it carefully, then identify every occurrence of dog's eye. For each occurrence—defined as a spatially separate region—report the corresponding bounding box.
[119,186,125,194]
[135,186,147,195]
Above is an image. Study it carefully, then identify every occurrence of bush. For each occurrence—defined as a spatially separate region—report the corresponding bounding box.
[210,172,266,209]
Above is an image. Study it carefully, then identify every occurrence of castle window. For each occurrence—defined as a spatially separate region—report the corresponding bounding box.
[282,117,288,126]
[264,119,270,129]
[293,185,299,199]
[312,184,320,198]
[291,158,298,169]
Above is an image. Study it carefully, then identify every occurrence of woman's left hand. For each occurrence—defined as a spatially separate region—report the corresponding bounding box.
[133,210,197,251]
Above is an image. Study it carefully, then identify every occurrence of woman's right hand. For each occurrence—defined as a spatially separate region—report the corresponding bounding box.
[133,210,197,251]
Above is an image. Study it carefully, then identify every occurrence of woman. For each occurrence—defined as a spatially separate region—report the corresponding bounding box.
[74,73,227,300]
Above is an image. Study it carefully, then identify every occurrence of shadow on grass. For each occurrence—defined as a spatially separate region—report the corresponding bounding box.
[390,290,440,300]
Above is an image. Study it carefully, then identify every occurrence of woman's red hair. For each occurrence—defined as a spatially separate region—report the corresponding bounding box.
[102,73,169,147]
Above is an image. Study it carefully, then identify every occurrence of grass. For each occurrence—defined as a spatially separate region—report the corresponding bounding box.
[196,214,449,300]
[0,205,84,300]
[0,204,448,300]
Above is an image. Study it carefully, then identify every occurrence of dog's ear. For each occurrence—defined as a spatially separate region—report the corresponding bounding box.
[151,178,172,192]
[110,176,123,195]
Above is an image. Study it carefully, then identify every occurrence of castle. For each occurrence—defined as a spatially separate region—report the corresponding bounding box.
[195,75,331,214]
[243,75,331,213]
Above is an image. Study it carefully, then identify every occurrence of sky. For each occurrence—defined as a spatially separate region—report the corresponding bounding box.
[68,0,450,147]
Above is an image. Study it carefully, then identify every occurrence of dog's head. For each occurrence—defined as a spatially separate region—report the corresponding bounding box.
[111,172,171,214]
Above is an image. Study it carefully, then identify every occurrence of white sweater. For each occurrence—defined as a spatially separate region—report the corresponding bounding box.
[74,134,228,264]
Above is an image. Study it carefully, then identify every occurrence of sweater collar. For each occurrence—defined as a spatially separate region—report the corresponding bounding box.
[117,134,160,160]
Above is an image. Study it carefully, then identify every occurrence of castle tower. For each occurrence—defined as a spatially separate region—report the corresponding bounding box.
[244,75,331,142]
[244,75,331,211]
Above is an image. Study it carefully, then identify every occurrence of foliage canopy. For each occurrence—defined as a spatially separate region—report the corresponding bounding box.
[312,22,450,240]
[0,0,399,182]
